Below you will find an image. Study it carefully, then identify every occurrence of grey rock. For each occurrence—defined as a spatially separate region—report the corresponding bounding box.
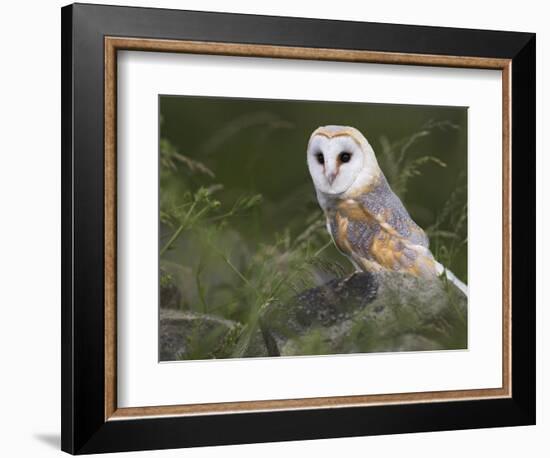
[249,271,467,357]
[238,328,270,358]
[159,308,242,361]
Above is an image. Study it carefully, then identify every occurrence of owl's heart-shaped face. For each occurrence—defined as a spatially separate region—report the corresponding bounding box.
[307,133,365,195]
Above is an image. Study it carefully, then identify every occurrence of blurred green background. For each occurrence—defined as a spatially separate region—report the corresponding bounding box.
[159,95,467,358]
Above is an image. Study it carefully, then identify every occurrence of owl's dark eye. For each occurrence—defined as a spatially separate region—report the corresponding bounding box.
[315,152,325,164]
[339,152,352,163]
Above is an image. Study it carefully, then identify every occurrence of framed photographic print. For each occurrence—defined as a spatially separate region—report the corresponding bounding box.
[61,3,536,454]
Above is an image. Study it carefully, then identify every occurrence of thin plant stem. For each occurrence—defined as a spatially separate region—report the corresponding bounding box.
[160,224,186,256]
[160,202,212,256]
[313,239,333,258]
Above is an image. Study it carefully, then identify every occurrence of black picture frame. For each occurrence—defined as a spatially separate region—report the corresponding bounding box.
[61,3,535,454]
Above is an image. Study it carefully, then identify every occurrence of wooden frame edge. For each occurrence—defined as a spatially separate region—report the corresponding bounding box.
[105,38,118,420]
[106,36,510,69]
[502,61,512,401]
[104,36,512,421]
[109,388,510,420]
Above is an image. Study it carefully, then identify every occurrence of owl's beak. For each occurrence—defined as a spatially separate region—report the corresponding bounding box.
[326,172,337,185]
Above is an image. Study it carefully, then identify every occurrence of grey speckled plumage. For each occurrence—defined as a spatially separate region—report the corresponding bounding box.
[357,175,429,247]
[307,125,467,295]
[323,174,430,271]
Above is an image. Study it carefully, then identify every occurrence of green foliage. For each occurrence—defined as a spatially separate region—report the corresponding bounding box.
[160,137,215,178]
[425,176,467,273]
[180,318,242,361]
[377,119,457,199]
[159,270,174,288]
[159,102,467,360]
[160,186,262,256]
[159,134,342,326]
[376,119,467,281]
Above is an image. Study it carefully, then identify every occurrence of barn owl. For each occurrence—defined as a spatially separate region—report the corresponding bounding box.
[307,125,467,295]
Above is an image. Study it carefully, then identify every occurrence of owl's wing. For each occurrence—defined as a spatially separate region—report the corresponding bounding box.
[339,192,436,276]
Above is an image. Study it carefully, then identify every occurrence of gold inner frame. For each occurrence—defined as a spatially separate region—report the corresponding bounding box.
[104,37,512,421]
